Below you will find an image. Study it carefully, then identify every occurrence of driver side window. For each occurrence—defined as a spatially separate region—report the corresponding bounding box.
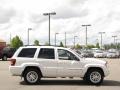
[58,49,79,61]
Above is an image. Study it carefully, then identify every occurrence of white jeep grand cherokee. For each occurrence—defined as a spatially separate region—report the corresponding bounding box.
[9,46,109,85]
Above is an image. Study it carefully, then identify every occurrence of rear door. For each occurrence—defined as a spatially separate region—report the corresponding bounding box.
[36,48,57,77]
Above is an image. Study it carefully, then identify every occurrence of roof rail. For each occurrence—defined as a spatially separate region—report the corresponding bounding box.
[23,45,63,47]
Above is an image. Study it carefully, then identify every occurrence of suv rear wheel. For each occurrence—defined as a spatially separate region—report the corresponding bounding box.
[24,68,41,84]
[85,69,104,85]
[2,55,7,61]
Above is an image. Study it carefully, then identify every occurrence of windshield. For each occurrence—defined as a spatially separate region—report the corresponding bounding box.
[82,51,92,53]
[109,51,116,53]
[71,49,83,58]
[96,51,103,53]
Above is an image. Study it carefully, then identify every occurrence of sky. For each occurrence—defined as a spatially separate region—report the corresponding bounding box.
[0,0,120,46]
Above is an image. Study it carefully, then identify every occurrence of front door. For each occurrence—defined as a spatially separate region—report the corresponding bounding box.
[57,49,83,77]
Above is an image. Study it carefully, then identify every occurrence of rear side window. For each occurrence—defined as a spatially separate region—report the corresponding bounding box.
[18,48,37,58]
[38,48,55,59]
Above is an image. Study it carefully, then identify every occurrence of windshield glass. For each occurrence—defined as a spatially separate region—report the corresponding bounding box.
[71,49,83,58]
[109,51,116,53]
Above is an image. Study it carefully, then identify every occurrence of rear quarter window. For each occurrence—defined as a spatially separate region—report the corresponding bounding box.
[18,48,37,58]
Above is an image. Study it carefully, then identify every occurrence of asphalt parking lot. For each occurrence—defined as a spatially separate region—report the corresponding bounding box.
[0,58,120,90]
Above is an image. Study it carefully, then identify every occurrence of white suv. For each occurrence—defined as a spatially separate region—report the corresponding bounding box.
[9,46,109,85]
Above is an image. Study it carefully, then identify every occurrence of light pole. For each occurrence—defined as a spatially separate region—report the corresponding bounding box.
[112,35,117,49]
[112,35,117,45]
[10,33,11,44]
[116,39,120,43]
[99,32,105,49]
[65,32,66,47]
[55,33,59,46]
[28,28,32,45]
[43,12,56,46]
[74,36,77,48]
[116,39,120,49]
[82,24,91,47]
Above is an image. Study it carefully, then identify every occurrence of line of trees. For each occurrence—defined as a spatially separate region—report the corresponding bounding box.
[10,36,120,49]
[10,36,66,49]
[103,43,120,50]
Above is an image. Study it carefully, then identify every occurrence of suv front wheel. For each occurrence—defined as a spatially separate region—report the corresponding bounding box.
[85,69,104,85]
[24,68,41,84]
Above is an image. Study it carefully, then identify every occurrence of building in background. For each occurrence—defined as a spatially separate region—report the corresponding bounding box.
[0,38,6,59]
[0,39,6,47]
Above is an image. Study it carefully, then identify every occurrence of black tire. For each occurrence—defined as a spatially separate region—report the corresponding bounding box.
[23,68,41,84]
[85,69,104,85]
[83,76,87,83]
[2,55,7,61]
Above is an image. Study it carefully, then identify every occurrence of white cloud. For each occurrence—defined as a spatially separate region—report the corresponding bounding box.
[0,7,16,24]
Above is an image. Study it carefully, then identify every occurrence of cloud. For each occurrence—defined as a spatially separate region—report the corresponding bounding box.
[68,0,88,6]
[0,7,16,24]
[29,13,48,23]
[54,7,89,19]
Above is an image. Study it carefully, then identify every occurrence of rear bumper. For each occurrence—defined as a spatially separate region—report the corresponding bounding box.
[9,66,23,76]
[107,55,117,58]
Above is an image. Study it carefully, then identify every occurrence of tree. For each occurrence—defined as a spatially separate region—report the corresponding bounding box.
[87,44,95,49]
[75,44,82,49]
[10,36,23,49]
[34,40,39,46]
[96,43,100,48]
[103,43,120,50]
[44,42,49,46]
[59,41,64,47]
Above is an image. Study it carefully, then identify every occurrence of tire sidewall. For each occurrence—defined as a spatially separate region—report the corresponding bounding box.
[24,68,41,84]
[2,55,7,61]
[86,69,104,85]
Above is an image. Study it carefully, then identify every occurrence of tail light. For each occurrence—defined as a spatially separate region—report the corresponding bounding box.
[10,59,16,66]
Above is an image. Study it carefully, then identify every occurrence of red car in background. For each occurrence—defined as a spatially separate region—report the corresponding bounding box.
[0,47,16,61]
[0,46,6,60]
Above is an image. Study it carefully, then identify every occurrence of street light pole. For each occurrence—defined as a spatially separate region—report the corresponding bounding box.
[55,33,59,46]
[65,32,66,47]
[99,32,105,49]
[10,33,11,44]
[112,35,117,49]
[28,28,32,45]
[43,12,56,46]
[82,24,91,47]
[74,36,77,48]
[112,35,117,45]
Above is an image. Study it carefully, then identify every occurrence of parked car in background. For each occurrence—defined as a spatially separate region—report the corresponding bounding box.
[94,50,106,58]
[106,51,119,58]
[81,50,94,57]
[74,49,81,55]
[1,47,16,61]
